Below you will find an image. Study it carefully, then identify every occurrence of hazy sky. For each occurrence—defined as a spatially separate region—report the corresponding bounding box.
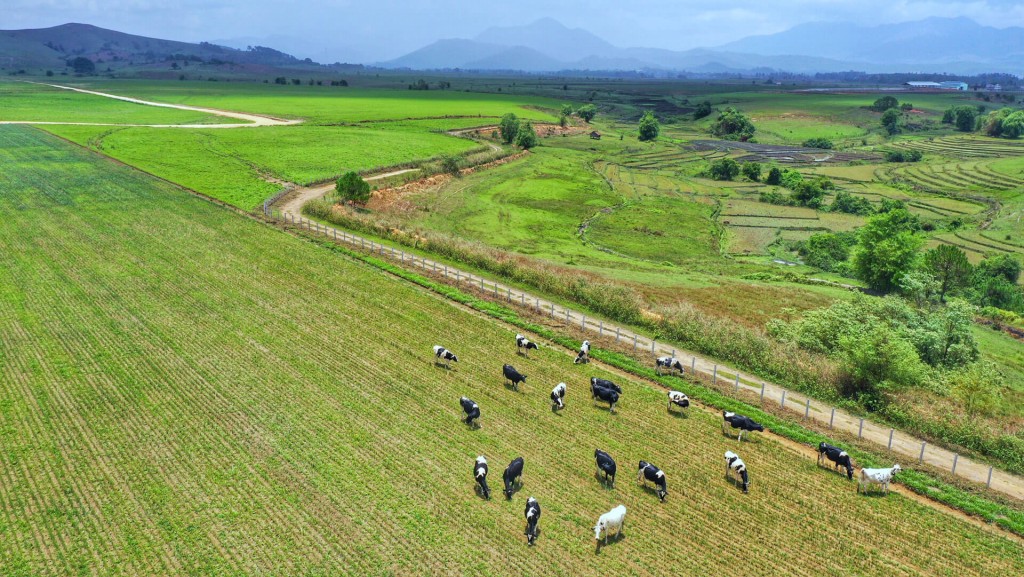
[5,0,1023,62]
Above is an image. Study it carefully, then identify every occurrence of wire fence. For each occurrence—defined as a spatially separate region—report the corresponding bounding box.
[266,207,1014,498]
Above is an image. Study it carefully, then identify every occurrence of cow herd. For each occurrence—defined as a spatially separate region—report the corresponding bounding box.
[437,335,900,547]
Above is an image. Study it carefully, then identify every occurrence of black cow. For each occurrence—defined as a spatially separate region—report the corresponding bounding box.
[551,382,566,410]
[460,396,480,426]
[503,457,524,499]
[574,340,590,364]
[516,334,539,357]
[474,456,490,499]
[524,497,541,545]
[595,449,616,487]
[591,384,619,413]
[656,356,685,376]
[637,460,667,502]
[818,442,854,480]
[722,411,764,441]
[590,377,622,394]
[432,345,458,368]
[503,364,527,391]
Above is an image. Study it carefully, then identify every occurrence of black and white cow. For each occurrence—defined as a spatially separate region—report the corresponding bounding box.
[550,382,567,410]
[524,497,541,545]
[637,460,667,502]
[503,364,527,391]
[667,390,690,413]
[724,450,750,493]
[432,345,458,368]
[503,457,524,499]
[474,456,490,499]
[459,396,480,426]
[590,377,622,394]
[858,464,901,495]
[595,449,616,487]
[818,442,854,480]
[722,411,765,441]
[656,356,685,376]
[590,379,620,413]
[516,334,539,357]
[574,340,591,364]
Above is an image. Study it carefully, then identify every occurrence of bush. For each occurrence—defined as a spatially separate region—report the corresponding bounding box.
[499,113,519,144]
[514,122,538,149]
[884,149,923,162]
[709,158,740,181]
[576,104,597,122]
[798,231,858,271]
[335,172,371,203]
[439,154,461,176]
[710,107,755,141]
[870,95,899,112]
[802,137,833,149]
[693,100,713,120]
[765,166,782,185]
[829,191,874,215]
[637,111,659,141]
[741,162,761,181]
[759,190,790,205]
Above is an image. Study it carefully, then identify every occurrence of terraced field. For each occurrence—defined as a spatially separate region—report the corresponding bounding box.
[3,125,1023,577]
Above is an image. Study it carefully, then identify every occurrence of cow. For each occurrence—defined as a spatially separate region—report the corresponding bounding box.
[574,340,590,364]
[459,396,480,426]
[551,382,567,410]
[722,411,765,441]
[818,442,854,480]
[656,356,685,376]
[524,497,541,545]
[667,390,690,413]
[474,456,490,499]
[594,505,627,544]
[590,377,621,394]
[594,449,616,487]
[591,382,619,413]
[858,464,901,495]
[503,457,525,499]
[503,364,527,391]
[432,345,458,368]
[637,460,667,502]
[724,450,750,493]
[516,334,539,357]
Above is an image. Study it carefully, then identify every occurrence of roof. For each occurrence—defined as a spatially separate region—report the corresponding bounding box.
[905,81,940,87]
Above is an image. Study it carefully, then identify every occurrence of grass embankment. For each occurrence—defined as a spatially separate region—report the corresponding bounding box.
[3,124,1022,574]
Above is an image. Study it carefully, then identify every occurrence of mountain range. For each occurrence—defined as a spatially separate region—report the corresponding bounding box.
[383,17,1024,75]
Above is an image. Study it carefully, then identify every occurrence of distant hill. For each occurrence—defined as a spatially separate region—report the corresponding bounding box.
[0,23,312,72]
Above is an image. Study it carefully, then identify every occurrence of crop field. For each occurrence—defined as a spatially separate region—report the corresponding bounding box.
[0,81,224,125]
[2,125,1023,576]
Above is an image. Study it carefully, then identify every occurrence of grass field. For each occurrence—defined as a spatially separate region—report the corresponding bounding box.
[0,81,225,125]
[2,124,1023,576]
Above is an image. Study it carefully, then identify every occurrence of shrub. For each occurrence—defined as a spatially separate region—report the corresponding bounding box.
[514,122,538,149]
[637,111,659,141]
[709,158,740,181]
[576,104,597,122]
[802,137,833,149]
[829,191,874,215]
[710,107,755,141]
[499,113,519,144]
[693,100,713,120]
[765,166,782,185]
[884,149,923,162]
[334,171,371,203]
[870,96,899,112]
[741,161,761,181]
[439,154,461,176]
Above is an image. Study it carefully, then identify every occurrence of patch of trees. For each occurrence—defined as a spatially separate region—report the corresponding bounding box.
[66,56,95,75]
[851,207,924,292]
[869,96,900,112]
[941,105,983,132]
[498,113,538,149]
[757,167,835,209]
[576,104,597,122]
[693,100,712,120]
[329,80,348,87]
[802,137,833,149]
[794,231,858,273]
[708,158,739,181]
[883,149,923,162]
[335,171,371,204]
[881,108,902,135]
[709,107,755,141]
[637,111,659,141]
[408,79,429,91]
[983,107,1024,138]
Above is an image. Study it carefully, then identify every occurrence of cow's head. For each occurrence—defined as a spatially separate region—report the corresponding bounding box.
[892,464,902,476]
[594,519,605,540]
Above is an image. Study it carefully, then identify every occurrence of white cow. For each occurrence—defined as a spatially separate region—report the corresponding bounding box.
[593,504,627,544]
[858,464,901,495]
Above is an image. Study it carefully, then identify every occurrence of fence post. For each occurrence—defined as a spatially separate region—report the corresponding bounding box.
[581,315,586,330]
[599,321,603,337]
[550,303,554,318]
[919,441,926,464]
[651,340,656,355]
[858,418,864,438]
[804,398,810,419]
[633,334,638,352]
[615,327,621,343]
[333,229,337,240]
[987,467,994,488]
[952,454,959,475]
[780,390,786,409]
[480,277,484,290]
[456,271,460,284]
[507,287,511,301]
[521,293,525,306]
[829,408,835,429]
[691,357,696,374]
[735,373,740,393]
[760,383,765,403]
[887,429,894,451]
[566,309,570,323]
[536,298,540,311]
[712,365,717,385]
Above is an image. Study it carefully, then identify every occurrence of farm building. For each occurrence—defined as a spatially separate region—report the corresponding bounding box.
[904,81,968,91]
[939,81,968,91]
[905,81,940,89]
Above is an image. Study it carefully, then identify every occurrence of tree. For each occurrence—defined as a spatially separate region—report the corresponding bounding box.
[637,111,659,141]
[870,95,899,112]
[741,161,761,181]
[851,209,923,292]
[765,166,782,185]
[881,108,902,135]
[942,105,979,132]
[693,100,713,120]
[923,244,972,302]
[948,361,1004,417]
[67,56,95,75]
[514,121,538,149]
[839,325,924,404]
[976,253,1021,284]
[560,103,574,117]
[710,107,755,140]
[577,104,597,122]
[439,154,461,177]
[709,158,740,181]
[829,191,873,215]
[802,137,833,149]
[499,113,519,144]
[335,171,371,203]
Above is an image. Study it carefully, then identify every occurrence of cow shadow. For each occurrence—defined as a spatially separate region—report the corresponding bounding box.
[817,462,854,481]
[594,532,627,554]
[593,471,616,489]
[463,420,481,430]
[589,402,618,415]
[667,407,689,419]
[724,474,748,493]
[638,484,666,501]
[503,382,524,393]
[504,480,523,500]
[550,404,564,415]
[433,361,454,371]
[474,485,491,500]
[720,429,761,443]
[856,488,892,498]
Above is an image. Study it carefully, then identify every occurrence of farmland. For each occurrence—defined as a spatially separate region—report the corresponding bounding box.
[2,124,1023,575]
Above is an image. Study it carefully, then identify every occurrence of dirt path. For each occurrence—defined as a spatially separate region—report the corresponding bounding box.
[275,168,420,216]
[4,82,302,128]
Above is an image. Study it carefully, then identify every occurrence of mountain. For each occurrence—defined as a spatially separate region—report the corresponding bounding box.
[474,17,617,62]
[0,23,312,71]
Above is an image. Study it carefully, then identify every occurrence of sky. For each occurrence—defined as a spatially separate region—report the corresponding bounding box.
[4,0,1023,63]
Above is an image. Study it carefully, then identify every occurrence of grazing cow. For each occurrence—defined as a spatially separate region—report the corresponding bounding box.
[722,411,765,441]
[590,377,622,394]
[432,345,458,368]
[516,334,539,357]
[550,382,567,410]
[818,442,854,480]
[590,383,619,413]
[503,364,527,391]
[574,340,591,364]
[724,450,750,493]
[594,505,627,544]
[637,461,667,502]
[656,356,685,376]
[524,497,541,545]
[858,464,901,495]
[474,456,490,499]
[594,449,616,487]
[459,396,480,426]
[503,457,525,499]
[667,390,690,412]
